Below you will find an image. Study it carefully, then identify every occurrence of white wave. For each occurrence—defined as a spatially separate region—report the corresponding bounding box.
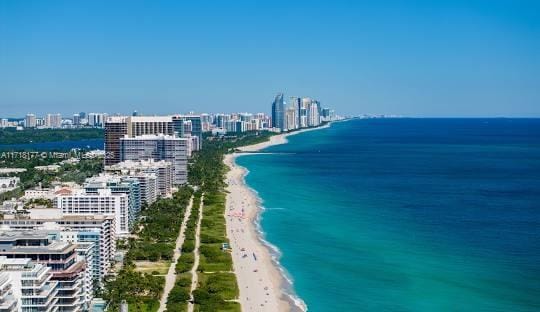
[231,155,309,311]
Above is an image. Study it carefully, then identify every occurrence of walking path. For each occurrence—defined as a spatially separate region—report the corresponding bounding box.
[187,194,204,312]
[157,196,194,312]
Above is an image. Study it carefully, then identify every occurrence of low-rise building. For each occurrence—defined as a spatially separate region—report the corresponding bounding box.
[0,178,19,194]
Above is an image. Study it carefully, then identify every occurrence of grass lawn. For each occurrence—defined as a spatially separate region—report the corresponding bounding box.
[128,298,159,312]
[198,193,233,272]
[134,260,171,275]
[194,302,240,312]
[198,272,239,300]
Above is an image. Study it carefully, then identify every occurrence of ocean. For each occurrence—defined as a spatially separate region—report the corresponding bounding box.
[235,118,540,312]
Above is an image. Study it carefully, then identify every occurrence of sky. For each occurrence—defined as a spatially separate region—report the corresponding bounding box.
[0,0,539,117]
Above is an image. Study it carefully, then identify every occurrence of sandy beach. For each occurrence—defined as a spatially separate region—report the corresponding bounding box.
[224,125,330,312]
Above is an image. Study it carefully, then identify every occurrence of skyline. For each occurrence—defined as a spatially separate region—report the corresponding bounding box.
[1,1,539,117]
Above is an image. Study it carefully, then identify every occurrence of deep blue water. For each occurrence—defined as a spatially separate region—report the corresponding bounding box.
[236,119,540,312]
[0,139,104,151]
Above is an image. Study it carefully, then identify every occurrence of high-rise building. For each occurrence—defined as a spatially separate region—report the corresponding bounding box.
[128,116,174,137]
[285,107,298,131]
[0,256,58,312]
[84,175,141,231]
[105,159,171,198]
[321,108,335,121]
[72,114,81,126]
[308,101,321,127]
[87,113,107,128]
[25,114,37,128]
[45,114,62,128]
[289,97,301,128]
[105,116,178,165]
[56,188,130,235]
[172,115,202,150]
[0,215,116,286]
[300,98,313,128]
[271,93,285,131]
[104,117,128,166]
[214,114,230,128]
[224,120,247,133]
[120,134,189,185]
[0,231,88,312]
[73,243,93,307]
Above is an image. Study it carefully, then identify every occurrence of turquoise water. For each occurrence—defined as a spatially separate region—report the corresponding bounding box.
[236,119,540,312]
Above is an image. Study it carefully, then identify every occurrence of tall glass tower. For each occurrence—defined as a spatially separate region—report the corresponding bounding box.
[271,93,285,131]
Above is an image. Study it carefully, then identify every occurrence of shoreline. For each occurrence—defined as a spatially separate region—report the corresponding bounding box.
[224,124,331,312]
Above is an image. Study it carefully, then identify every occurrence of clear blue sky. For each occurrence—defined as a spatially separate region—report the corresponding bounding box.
[0,0,539,117]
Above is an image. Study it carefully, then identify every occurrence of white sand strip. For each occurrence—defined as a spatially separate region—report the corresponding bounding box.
[224,124,331,312]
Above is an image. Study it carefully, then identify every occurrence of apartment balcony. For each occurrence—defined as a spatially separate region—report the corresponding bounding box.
[51,262,85,279]
[0,285,12,300]
[0,295,18,312]
[21,291,57,307]
[56,288,81,300]
[44,304,59,312]
[36,253,76,264]
[21,299,59,312]
[21,267,49,281]
[21,275,52,290]
[56,279,82,292]
[21,282,58,299]
[0,275,11,291]
[55,297,82,312]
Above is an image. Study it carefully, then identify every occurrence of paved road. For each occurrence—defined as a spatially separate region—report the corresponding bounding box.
[157,196,194,312]
[188,195,204,312]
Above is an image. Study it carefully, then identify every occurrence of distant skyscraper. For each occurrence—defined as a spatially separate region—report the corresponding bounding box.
[45,113,62,128]
[308,101,321,127]
[88,113,107,127]
[271,93,285,131]
[285,107,298,131]
[73,113,81,125]
[299,97,312,128]
[289,97,301,127]
[25,114,36,128]
[172,115,202,150]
